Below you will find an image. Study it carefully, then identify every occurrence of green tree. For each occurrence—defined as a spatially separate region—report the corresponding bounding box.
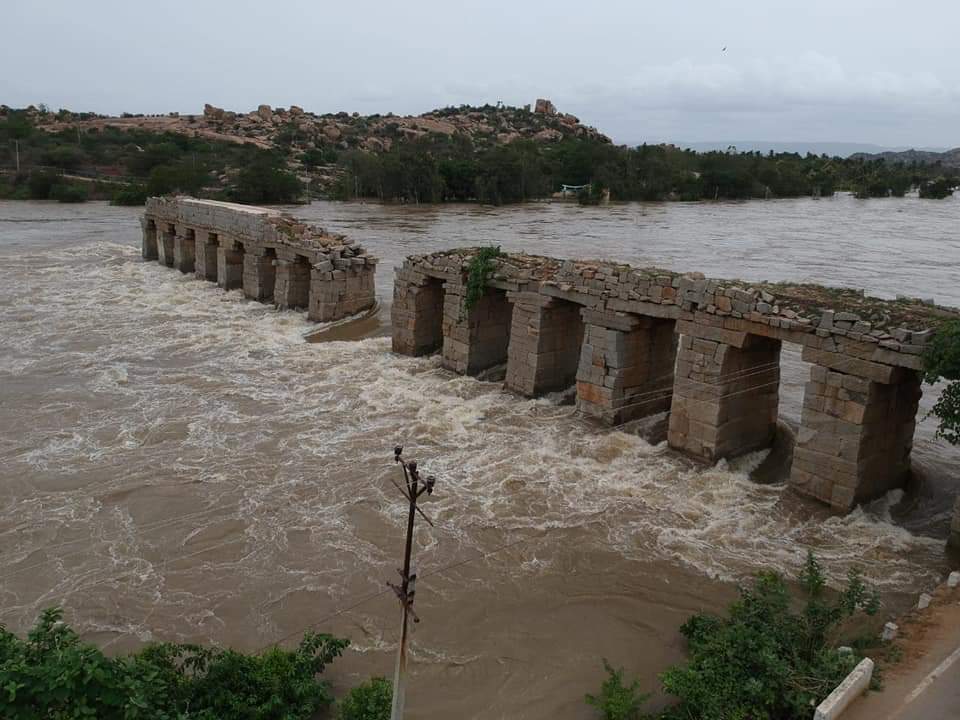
[338,677,392,720]
[923,320,960,444]
[231,153,303,204]
[27,171,58,199]
[41,145,86,171]
[0,607,349,720]
[585,661,650,720]
[587,554,880,720]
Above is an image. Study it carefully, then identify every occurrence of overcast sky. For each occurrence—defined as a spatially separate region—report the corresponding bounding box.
[3,0,958,148]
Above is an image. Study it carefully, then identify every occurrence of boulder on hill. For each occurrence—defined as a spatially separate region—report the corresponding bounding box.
[203,103,225,120]
[534,98,557,115]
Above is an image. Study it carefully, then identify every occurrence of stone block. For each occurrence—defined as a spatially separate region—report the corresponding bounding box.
[813,658,873,720]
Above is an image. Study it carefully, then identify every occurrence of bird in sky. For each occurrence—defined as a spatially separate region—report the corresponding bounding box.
[722,46,727,52]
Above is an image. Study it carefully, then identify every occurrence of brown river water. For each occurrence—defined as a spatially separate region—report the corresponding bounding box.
[1,195,959,718]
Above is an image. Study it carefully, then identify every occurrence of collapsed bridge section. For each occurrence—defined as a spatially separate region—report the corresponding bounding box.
[392,248,956,512]
[141,197,376,322]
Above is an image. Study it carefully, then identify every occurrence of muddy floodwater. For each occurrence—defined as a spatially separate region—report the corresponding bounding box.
[1,195,959,719]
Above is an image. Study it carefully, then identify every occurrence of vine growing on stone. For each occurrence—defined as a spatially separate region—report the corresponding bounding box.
[463,245,503,313]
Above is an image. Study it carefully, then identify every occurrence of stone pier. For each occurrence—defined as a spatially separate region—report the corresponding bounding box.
[217,241,244,290]
[243,246,276,302]
[440,286,514,375]
[668,324,780,462]
[576,309,676,425]
[505,293,584,397]
[143,197,377,322]
[195,231,219,281]
[140,218,158,260]
[274,255,311,310]
[173,226,196,274]
[157,223,175,267]
[392,248,955,512]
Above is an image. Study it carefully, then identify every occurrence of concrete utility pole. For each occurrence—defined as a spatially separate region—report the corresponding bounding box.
[388,446,436,720]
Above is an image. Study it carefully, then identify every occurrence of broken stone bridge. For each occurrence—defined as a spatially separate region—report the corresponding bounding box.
[141,197,377,322]
[392,248,956,512]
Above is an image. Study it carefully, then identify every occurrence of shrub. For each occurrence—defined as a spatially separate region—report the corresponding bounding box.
[111,184,148,206]
[919,177,954,199]
[50,182,88,203]
[230,153,303,204]
[27,171,58,199]
[463,245,503,312]
[585,660,650,720]
[338,676,392,720]
[0,607,349,720]
[586,553,881,720]
[923,319,960,444]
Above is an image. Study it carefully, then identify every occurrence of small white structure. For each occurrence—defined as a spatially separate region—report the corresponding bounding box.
[814,658,874,720]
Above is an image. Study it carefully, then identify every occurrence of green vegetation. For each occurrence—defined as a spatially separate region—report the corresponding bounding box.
[337,677,392,720]
[585,660,650,720]
[463,246,503,313]
[587,553,882,720]
[49,181,88,203]
[0,108,300,205]
[111,183,149,206]
[331,134,959,204]
[231,152,304,204]
[0,607,348,720]
[922,320,960,445]
[919,177,955,199]
[2,105,958,205]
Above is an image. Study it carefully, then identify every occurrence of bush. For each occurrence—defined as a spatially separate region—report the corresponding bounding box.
[27,171,58,199]
[586,553,880,720]
[50,182,89,203]
[338,676,392,720]
[923,319,960,444]
[230,153,303,204]
[585,660,650,720]
[111,184,148,206]
[463,246,503,312]
[919,177,954,199]
[0,607,349,720]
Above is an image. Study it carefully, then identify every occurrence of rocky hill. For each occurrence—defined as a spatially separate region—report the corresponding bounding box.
[849,147,960,168]
[30,98,610,155]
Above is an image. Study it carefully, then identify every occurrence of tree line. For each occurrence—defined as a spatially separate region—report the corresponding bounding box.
[332,134,959,204]
[0,110,303,205]
[1,107,957,206]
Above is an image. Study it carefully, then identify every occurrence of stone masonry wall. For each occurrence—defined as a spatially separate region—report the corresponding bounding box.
[505,293,584,397]
[792,366,921,508]
[440,286,513,375]
[143,197,376,323]
[576,311,676,425]
[669,333,780,462]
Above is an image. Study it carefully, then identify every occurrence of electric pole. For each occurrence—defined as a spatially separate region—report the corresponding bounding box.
[387,446,436,720]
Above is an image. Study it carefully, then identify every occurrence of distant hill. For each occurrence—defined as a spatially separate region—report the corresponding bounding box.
[848,147,960,168]
[26,99,610,155]
[660,141,949,158]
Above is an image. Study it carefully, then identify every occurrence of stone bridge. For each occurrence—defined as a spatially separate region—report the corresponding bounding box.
[141,197,376,322]
[392,249,956,512]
